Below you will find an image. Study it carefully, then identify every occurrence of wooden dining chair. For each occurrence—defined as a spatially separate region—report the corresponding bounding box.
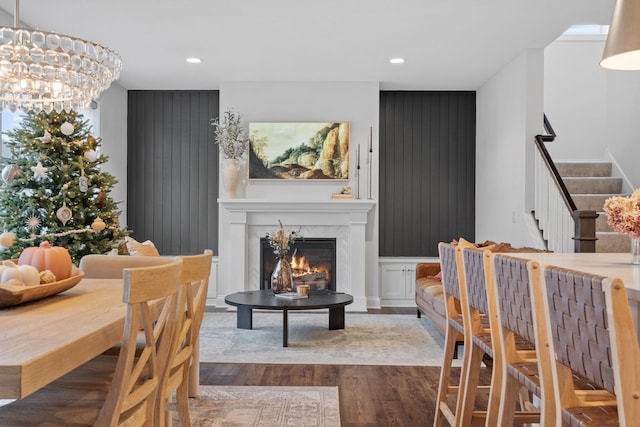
[541,265,626,426]
[0,259,184,427]
[156,249,213,427]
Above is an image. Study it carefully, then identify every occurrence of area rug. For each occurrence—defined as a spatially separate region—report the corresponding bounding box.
[199,312,458,366]
[179,385,340,427]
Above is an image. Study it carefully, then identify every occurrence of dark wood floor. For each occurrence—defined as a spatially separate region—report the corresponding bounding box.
[199,363,448,426]
[199,308,454,426]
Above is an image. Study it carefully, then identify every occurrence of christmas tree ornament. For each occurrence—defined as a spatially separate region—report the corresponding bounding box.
[0,232,16,248]
[84,150,98,162]
[1,164,18,184]
[97,190,107,209]
[79,176,88,193]
[91,218,106,232]
[31,162,48,180]
[25,216,42,230]
[60,122,74,136]
[37,130,52,143]
[78,156,88,192]
[56,202,72,225]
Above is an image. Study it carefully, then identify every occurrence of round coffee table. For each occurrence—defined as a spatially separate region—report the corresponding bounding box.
[224,289,354,347]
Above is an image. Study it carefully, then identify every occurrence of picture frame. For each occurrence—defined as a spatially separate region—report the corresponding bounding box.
[248,122,349,180]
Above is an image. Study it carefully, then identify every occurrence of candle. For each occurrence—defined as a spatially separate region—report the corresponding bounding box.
[357,144,360,168]
[369,128,373,152]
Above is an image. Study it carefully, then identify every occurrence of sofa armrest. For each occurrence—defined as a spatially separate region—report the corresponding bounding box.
[416,262,441,279]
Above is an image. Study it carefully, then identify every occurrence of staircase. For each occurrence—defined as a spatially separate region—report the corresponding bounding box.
[555,161,630,253]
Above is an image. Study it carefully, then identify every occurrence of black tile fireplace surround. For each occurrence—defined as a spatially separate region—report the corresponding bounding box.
[260,237,337,292]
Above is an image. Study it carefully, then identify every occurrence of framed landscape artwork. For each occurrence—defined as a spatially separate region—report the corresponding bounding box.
[248,122,350,180]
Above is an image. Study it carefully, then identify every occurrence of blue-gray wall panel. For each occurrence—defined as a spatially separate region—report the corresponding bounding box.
[127,90,219,255]
[380,91,475,257]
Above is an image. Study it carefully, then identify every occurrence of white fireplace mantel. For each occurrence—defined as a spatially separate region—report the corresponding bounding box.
[217,199,376,312]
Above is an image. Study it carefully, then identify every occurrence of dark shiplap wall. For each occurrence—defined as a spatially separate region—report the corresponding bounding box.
[127,90,219,255]
[379,91,476,257]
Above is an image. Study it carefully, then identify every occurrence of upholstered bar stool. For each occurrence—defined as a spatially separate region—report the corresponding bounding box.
[541,265,637,426]
[433,242,469,427]
[492,254,556,425]
[458,248,539,427]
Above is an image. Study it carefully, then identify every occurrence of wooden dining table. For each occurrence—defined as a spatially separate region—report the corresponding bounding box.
[0,277,201,400]
[509,252,640,340]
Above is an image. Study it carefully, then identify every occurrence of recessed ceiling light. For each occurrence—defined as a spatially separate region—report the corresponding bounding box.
[186,57,202,64]
[389,58,405,64]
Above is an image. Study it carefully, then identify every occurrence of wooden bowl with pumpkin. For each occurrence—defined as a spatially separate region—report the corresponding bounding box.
[0,242,84,308]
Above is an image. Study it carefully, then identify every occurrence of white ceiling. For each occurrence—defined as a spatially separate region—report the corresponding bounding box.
[0,0,615,91]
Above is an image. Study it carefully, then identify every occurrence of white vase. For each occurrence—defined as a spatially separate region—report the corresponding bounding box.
[222,158,241,198]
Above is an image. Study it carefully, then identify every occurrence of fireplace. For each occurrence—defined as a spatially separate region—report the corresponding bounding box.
[260,238,337,291]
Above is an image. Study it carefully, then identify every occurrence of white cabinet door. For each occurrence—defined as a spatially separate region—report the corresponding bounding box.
[380,263,417,301]
[404,265,416,299]
[380,264,407,300]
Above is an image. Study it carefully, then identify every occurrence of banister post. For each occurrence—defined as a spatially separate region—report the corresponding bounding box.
[572,210,598,253]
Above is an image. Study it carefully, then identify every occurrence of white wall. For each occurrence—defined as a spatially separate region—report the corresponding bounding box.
[219,82,379,201]
[605,65,640,188]
[476,49,545,247]
[545,37,640,187]
[544,38,609,159]
[97,84,128,228]
[218,81,380,305]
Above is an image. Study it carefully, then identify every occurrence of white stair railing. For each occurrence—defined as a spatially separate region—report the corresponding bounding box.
[534,148,575,252]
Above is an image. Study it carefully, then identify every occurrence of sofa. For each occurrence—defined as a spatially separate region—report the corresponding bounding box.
[415,262,447,335]
[415,240,548,338]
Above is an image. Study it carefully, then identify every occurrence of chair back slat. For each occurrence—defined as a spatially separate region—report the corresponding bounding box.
[439,243,460,300]
[493,254,536,344]
[543,266,615,394]
[463,248,489,314]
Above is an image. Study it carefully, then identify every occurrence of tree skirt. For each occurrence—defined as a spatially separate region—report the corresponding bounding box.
[178,386,340,427]
[199,312,459,366]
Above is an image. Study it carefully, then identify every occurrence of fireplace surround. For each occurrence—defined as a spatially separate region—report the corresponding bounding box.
[217,199,376,312]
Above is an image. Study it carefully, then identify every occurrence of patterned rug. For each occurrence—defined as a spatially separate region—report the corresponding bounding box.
[179,386,340,427]
[199,312,456,366]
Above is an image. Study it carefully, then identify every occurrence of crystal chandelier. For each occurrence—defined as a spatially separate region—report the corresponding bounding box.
[0,0,122,113]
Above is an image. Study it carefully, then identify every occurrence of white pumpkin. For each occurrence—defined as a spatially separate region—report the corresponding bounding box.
[1,261,40,286]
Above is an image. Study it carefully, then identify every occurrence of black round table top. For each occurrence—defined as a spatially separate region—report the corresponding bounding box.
[225,289,353,310]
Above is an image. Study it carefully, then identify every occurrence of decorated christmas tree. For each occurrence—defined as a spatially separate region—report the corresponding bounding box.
[0,110,128,264]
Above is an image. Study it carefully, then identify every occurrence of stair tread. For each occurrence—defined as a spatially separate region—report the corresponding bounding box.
[547,159,629,253]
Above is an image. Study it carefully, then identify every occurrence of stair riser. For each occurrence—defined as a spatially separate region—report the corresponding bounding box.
[556,162,612,177]
[552,160,629,253]
[564,177,622,194]
[596,232,631,253]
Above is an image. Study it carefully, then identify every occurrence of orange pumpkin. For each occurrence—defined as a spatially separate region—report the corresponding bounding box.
[18,242,73,281]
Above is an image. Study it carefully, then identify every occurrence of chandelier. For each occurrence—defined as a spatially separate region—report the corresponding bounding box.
[0,0,122,113]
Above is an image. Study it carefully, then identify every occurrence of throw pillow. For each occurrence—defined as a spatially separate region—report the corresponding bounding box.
[125,237,160,257]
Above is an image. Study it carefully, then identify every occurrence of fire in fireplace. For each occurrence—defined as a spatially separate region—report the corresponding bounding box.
[260,237,337,291]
